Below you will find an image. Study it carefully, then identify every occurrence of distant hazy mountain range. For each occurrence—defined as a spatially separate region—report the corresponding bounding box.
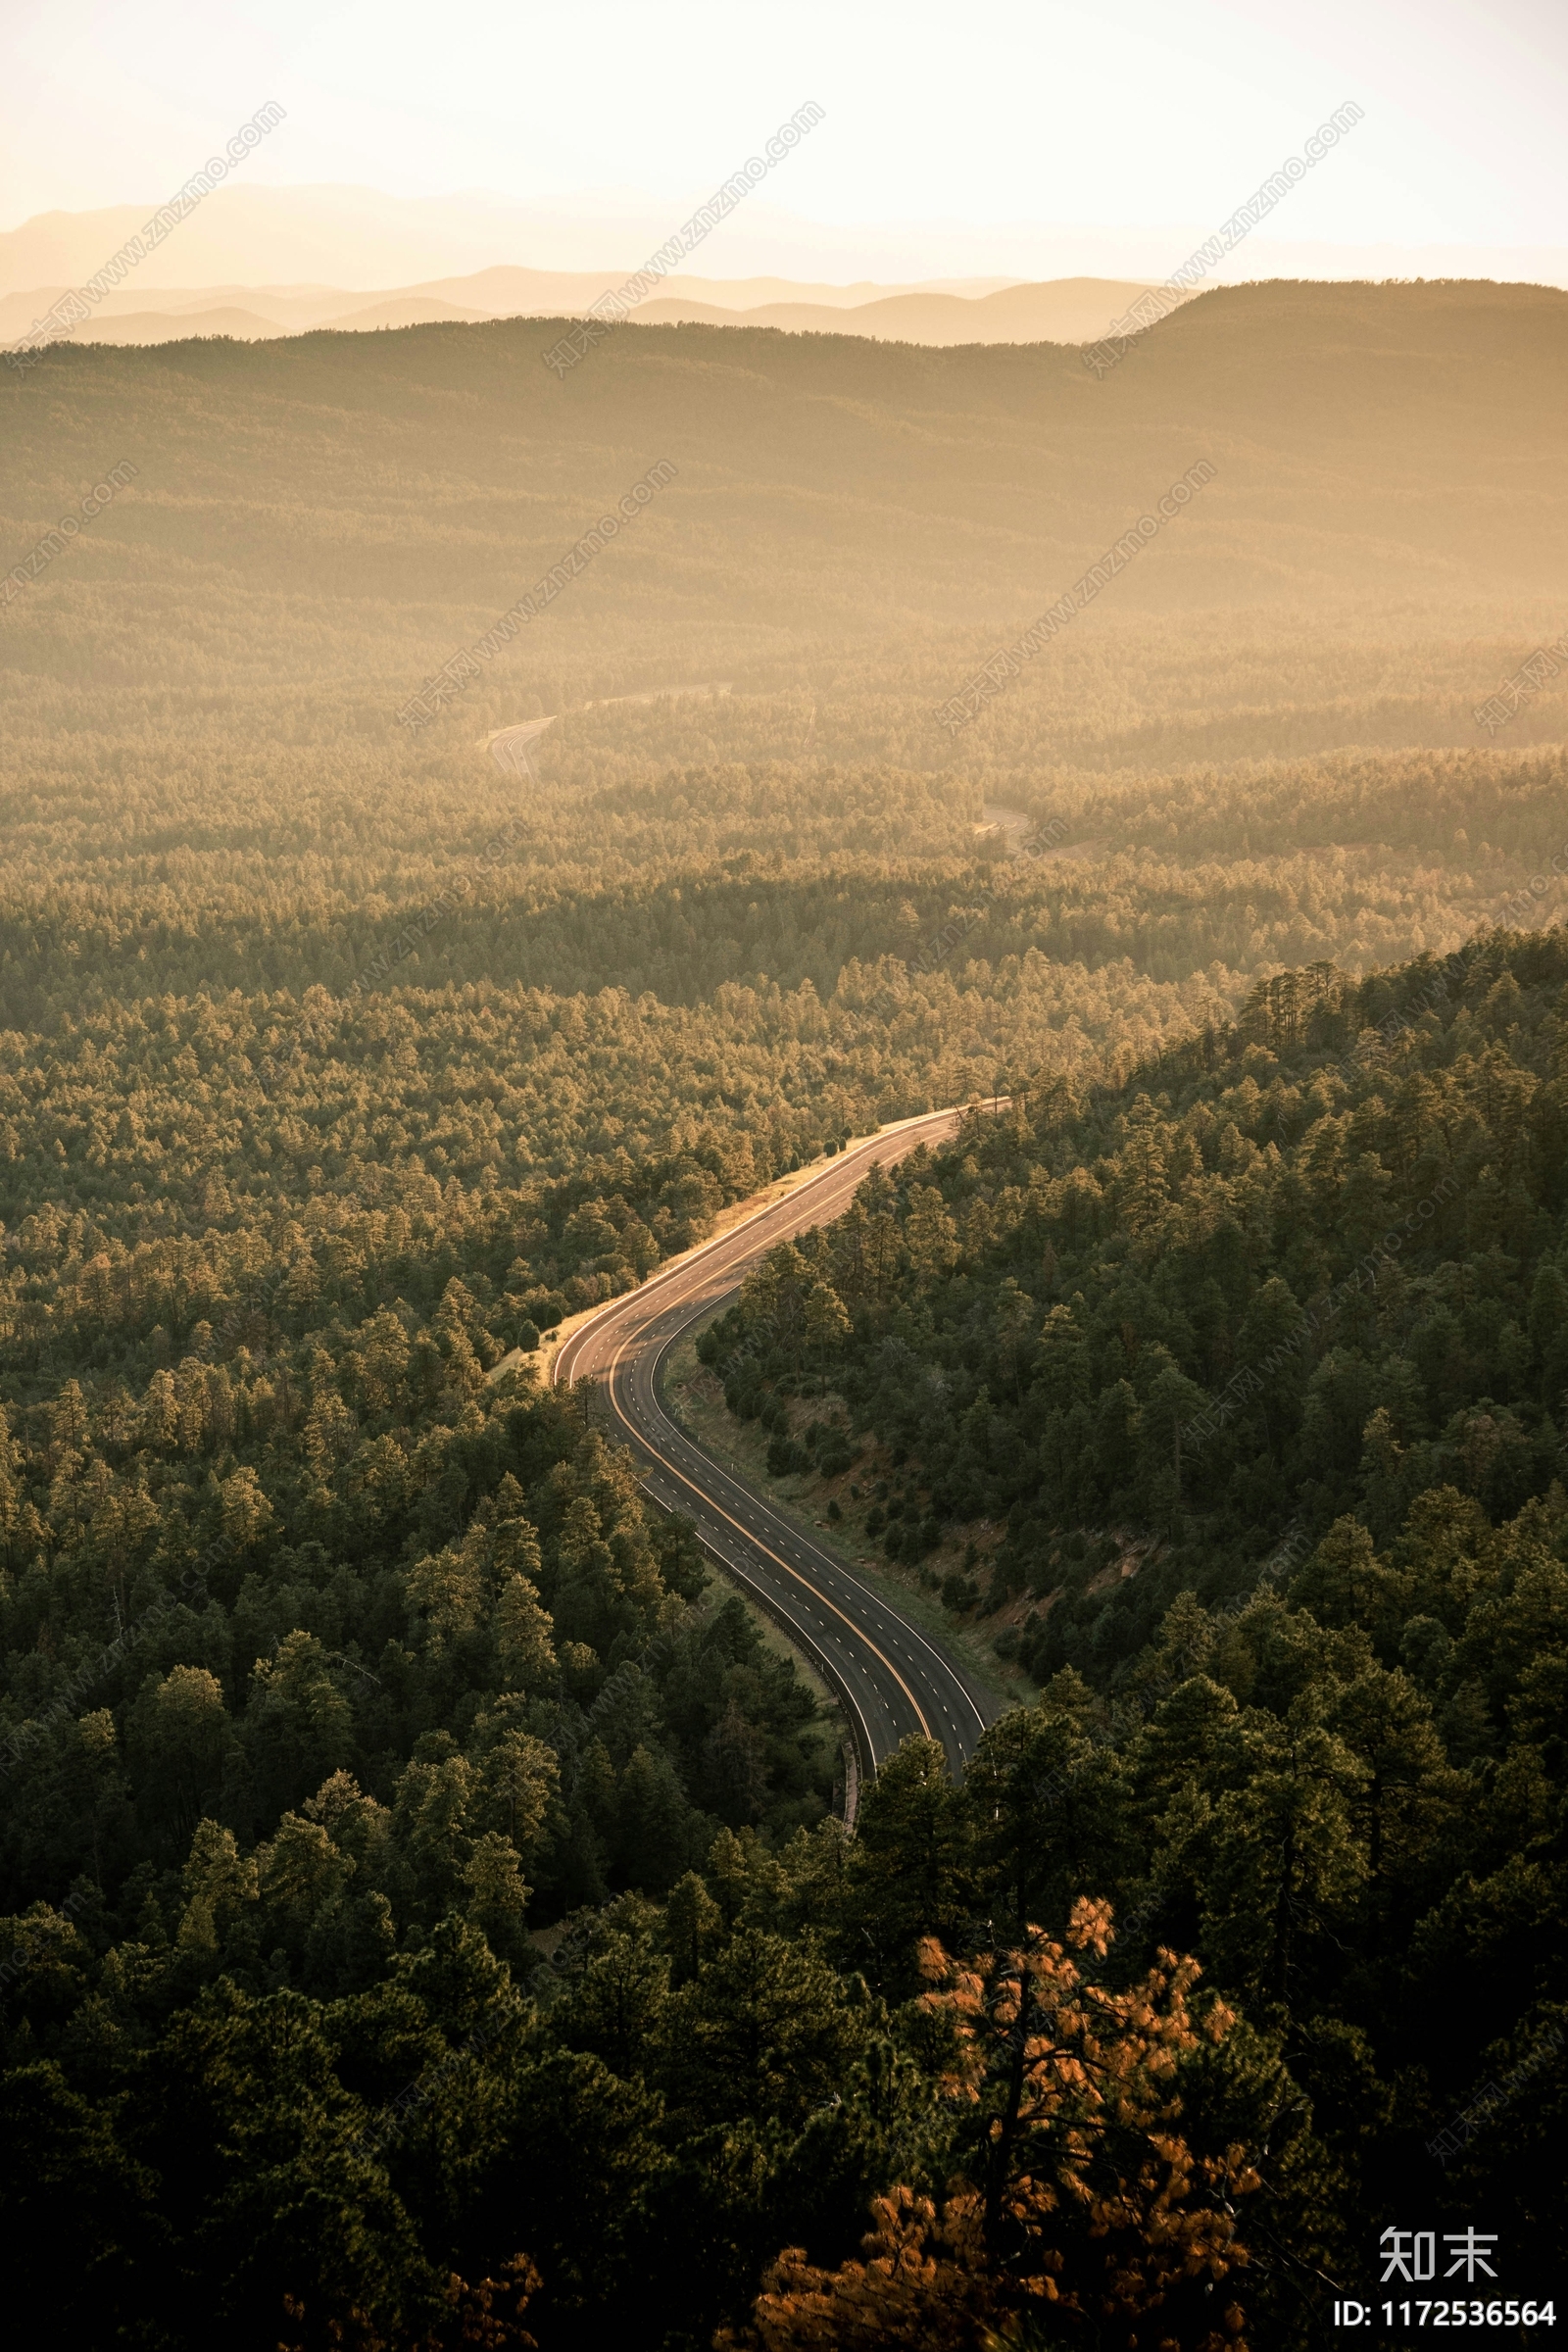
[0,265,1174,352]
[7,179,1568,305]
[630,279,1180,344]
[8,182,1561,358]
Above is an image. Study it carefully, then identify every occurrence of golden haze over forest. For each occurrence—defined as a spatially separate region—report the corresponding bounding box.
[0,279,1565,2348]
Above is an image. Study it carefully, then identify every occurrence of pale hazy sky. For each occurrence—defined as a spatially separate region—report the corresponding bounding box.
[3,0,1565,262]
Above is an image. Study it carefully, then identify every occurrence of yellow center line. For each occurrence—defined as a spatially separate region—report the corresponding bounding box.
[555,1111,986,1748]
[602,1314,934,1740]
[641,1272,992,1748]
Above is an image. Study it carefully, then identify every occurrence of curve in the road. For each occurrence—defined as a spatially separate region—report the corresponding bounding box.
[554,1112,1005,1798]
[486,685,731,775]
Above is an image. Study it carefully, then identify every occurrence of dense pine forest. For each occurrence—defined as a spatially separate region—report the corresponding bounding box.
[704,935,1568,2292]
[1,282,1565,2345]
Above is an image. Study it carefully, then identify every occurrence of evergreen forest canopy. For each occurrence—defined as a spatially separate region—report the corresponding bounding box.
[0,279,1565,2346]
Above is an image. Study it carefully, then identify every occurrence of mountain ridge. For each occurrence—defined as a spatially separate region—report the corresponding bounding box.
[0,269,1162,352]
[4,278,1563,662]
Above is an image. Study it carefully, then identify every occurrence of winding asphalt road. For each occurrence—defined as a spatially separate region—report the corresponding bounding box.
[553,1111,1004,1793]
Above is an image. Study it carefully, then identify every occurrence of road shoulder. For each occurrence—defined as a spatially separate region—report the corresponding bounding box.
[658,1329,1028,1727]
[532,1113,967,1392]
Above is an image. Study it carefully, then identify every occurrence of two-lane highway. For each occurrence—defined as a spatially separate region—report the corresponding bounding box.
[553,1111,1004,1791]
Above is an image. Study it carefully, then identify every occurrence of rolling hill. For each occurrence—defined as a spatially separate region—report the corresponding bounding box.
[2,277,1562,683]
[632,276,1182,344]
[0,268,1155,352]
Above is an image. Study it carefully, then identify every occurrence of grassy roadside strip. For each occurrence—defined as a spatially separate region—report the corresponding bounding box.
[658,1331,1035,1719]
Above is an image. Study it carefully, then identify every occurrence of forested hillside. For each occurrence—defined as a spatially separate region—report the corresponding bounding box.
[7,930,1565,2347]
[708,928,1568,1642]
[699,924,1568,2299]
[1,281,1564,2344]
